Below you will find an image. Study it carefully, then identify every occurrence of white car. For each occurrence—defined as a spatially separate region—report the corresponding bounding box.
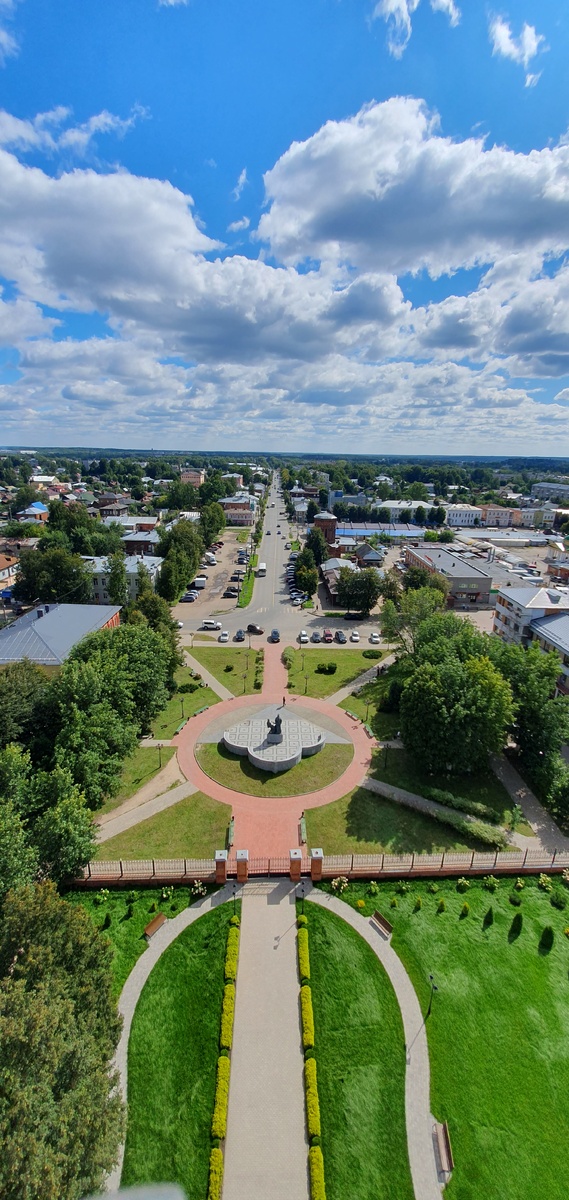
[291,597,303,606]
[369,632,381,644]
[350,630,360,642]
[219,630,230,643]
[299,630,309,643]
[177,620,184,629]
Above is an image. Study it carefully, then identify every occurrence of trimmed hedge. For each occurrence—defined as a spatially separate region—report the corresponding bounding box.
[220,983,236,1051]
[282,647,295,670]
[298,927,311,983]
[224,925,240,982]
[422,785,496,822]
[207,1147,224,1200]
[300,984,315,1049]
[211,1055,231,1139]
[425,803,508,849]
[304,1057,321,1139]
[309,1145,327,1200]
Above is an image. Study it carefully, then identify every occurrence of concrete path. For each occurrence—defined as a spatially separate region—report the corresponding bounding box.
[97,752,185,833]
[223,879,309,1200]
[107,883,235,1192]
[491,753,569,853]
[97,780,197,844]
[328,652,396,706]
[183,649,235,701]
[307,887,442,1200]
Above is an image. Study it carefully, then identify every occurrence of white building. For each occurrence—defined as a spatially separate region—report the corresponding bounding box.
[84,555,162,604]
[493,586,569,645]
[445,504,482,527]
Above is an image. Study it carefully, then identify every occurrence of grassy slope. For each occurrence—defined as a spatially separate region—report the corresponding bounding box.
[190,646,263,695]
[285,647,384,699]
[308,903,413,1200]
[195,741,353,797]
[305,786,484,854]
[321,878,569,1200]
[339,685,400,740]
[99,746,176,815]
[121,904,232,1196]
[96,790,232,860]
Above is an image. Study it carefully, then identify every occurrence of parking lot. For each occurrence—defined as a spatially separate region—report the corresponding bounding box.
[172,528,254,627]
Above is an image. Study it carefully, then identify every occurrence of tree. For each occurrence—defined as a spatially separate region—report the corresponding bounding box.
[107,551,128,606]
[400,655,514,774]
[0,883,124,1200]
[33,790,95,885]
[305,527,328,566]
[0,660,49,750]
[403,566,450,598]
[159,519,202,580]
[136,560,153,596]
[306,499,319,523]
[296,566,319,598]
[337,567,382,614]
[200,501,226,547]
[414,505,427,525]
[439,528,454,543]
[0,802,37,901]
[381,587,446,655]
[13,548,92,604]
[378,507,391,524]
[399,508,412,523]
[407,481,430,501]
[379,568,402,607]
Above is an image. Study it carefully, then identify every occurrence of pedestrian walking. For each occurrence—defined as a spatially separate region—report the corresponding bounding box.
[283,695,286,706]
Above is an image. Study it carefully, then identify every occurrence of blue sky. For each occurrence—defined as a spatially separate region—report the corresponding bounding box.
[0,0,569,453]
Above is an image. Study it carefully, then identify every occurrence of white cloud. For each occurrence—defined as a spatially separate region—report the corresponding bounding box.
[158,0,188,6]
[232,167,248,200]
[430,0,459,24]
[372,0,459,58]
[0,23,17,63]
[227,216,250,232]
[489,16,545,85]
[0,104,147,156]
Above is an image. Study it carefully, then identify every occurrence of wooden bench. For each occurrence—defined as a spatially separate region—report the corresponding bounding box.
[144,912,167,941]
[370,910,393,937]
[434,1121,454,1176]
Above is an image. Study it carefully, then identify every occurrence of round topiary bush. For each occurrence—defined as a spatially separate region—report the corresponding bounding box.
[539,925,554,953]
[460,902,470,919]
[437,898,446,913]
[362,649,382,659]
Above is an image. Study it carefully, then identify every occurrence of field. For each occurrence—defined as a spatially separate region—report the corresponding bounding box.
[307,903,413,1200]
[304,785,486,854]
[96,790,232,860]
[320,877,569,1200]
[195,741,354,797]
[190,645,263,694]
[284,647,384,698]
[99,745,176,815]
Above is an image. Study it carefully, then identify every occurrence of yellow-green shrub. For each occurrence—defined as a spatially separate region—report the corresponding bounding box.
[304,1057,321,1139]
[220,983,235,1051]
[224,925,240,982]
[207,1147,224,1200]
[211,1055,231,1139]
[300,984,314,1049]
[297,926,310,982]
[309,1145,326,1200]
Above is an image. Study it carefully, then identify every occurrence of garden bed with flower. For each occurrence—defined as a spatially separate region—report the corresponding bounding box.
[317,872,569,1200]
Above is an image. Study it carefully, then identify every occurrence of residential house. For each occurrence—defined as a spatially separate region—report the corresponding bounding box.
[321,557,359,604]
[218,493,256,526]
[0,554,18,590]
[444,504,482,527]
[405,545,492,608]
[180,467,206,487]
[16,501,49,523]
[529,613,569,695]
[355,543,385,567]
[0,603,121,666]
[120,530,162,555]
[84,555,162,604]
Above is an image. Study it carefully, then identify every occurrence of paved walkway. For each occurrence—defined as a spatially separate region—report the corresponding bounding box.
[107,883,234,1192]
[328,651,396,706]
[491,753,569,853]
[307,887,442,1200]
[183,649,235,700]
[96,752,185,833]
[97,780,197,844]
[223,879,309,1200]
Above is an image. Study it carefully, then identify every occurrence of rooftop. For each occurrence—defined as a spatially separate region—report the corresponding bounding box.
[411,546,492,581]
[530,612,569,656]
[0,602,122,666]
[498,586,569,610]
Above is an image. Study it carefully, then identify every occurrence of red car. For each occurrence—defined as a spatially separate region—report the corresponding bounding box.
[322,629,334,643]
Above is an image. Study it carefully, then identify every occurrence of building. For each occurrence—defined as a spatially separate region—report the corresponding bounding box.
[479,505,539,529]
[529,613,569,695]
[493,586,569,645]
[16,501,49,523]
[218,493,256,525]
[0,554,18,588]
[221,472,244,489]
[120,530,162,555]
[31,474,57,488]
[445,504,482,527]
[321,557,359,604]
[355,543,385,567]
[180,467,206,487]
[313,511,338,546]
[405,545,492,608]
[84,555,162,604]
[98,501,130,520]
[0,603,121,666]
[531,482,569,501]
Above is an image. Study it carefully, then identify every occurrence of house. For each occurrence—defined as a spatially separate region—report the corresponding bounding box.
[84,555,162,604]
[405,545,492,609]
[493,586,569,645]
[355,543,385,567]
[98,501,130,520]
[0,554,18,587]
[444,504,482,527]
[121,530,162,556]
[31,475,57,488]
[218,493,256,526]
[180,467,206,487]
[321,557,359,604]
[529,613,569,695]
[221,472,244,489]
[16,501,49,523]
[0,603,121,666]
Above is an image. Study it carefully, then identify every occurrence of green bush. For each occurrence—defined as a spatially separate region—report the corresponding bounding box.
[298,927,310,983]
[539,925,554,953]
[425,805,508,848]
[230,914,240,926]
[220,983,235,1051]
[509,912,523,941]
[315,662,337,675]
[148,901,157,913]
[456,877,470,893]
[413,896,422,912]
[282,648,295,670]
[427,882,438,894]
[368,880,379,896]
[178,681,198,693]
[390,896,398,908]
[297,914,308,926]
[483,906,494,929]
[304,1057,321,1139]
[551,890,567,911]
[300,984,315,1050]
[423,786,496,822]
[509,892,522,907]
[211,1056,231,1139]
[437,898,446,913]
[207,1146,224,1200]
[224,925,240,982]
[101,911,111,930]
[538,873,553,892]
[362,649,382,659]
[460,902,470,919]
[224,664,234,673]
[483,875,499,892]
[309,1145,327,1200]
[397,880,411,895]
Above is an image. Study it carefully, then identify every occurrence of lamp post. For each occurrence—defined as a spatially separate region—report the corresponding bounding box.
[426,973,438,1019]
[180,698,185,719]
[304,673,309,695]
[301,652,305,671]
[158,745,162,770]
[243,672,247,694]
[365,699,371,723]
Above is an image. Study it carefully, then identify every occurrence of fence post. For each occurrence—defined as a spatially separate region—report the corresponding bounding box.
[152,859,156,878]
[310,849,324,882]
[381,854,384,873]
[184,858,188,877]
[87,861,91,879]
[119,860,123,879]
[411,852,415,872]
[442,853,445,871]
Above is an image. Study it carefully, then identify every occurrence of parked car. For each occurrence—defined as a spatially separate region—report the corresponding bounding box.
[343,611,361,620]
[247,623,264,635]
[335,630,347,644]
[223,589,238,598]
[311,631,322,642]
[177,620,184,628]
[181,592,198,601]
[369,632,381,644]
[291,597,303,606]
[270,629,280,642]
[285,542,291,549]
[350,630,360,642]
[322,629,334,643]
[219,631,230,643]
[299,630,309,643]
[231,573,242,581]
[266,530,271,534]
[234,629,246,641]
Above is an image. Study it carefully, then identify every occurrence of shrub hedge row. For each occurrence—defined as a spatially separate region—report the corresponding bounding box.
[297,926,311,983]
[282,647,295,670]
[211,1054,231,1140]
[422,785,496,822]
[207,1147,224,1200]
[300,984,315,1050]
[224,925,240,982]
[425,803,508,848]
[220,983,236,1051]
[304,1057,321,1139]
[309,1146,327,1200]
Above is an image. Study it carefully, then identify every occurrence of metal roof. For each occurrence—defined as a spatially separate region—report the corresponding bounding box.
[0,603,121,665]
[530,612,569,656]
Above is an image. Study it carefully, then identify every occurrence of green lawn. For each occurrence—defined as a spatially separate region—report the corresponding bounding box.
[236,529,249,543]
[99,746,176,816]
[152,665,220,739]
[96,791,232,860]
[369,747,533,834]
[307,903,413,1200]
[66,886,218,997]
[190,646,263,694]
[320,877,569,1200]
[121,904,234,1196]
[237,553,258,607]
[285,647,385,698]
[195,741,354,797]
[340,687,400,739]
[305,786,487,854]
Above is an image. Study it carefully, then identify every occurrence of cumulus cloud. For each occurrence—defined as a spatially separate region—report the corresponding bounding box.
[372,0,459,58]
[227,216,250,232]
[0,104,147,156]
[489,16,545,84]
[232,168,248,200]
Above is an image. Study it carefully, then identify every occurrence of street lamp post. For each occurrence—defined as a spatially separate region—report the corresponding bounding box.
[304,673,309,695]
[158,745,162,770]
[301,881,305,915]
[243,672,247,694]
[366,699,371,723]
[181,698,185,719]
[426,973,438,1019]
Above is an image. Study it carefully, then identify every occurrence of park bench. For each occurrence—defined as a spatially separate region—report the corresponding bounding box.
[370,910,393,937]
[144,913,167,942]
[227,816,235,849]
[434,1121,454,1177]
[299,815,307,844]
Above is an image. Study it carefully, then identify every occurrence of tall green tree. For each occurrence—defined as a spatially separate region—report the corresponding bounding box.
[0,660,49,751]
[13,548,92,604]
[337,566,383,613]
[305,527,328,566]
[200,501,226,547]
[0,802,37,901]
[381,587,446,654]
[106,551,128,606]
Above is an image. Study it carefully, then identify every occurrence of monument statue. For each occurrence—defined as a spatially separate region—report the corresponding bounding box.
[267,713,283,737]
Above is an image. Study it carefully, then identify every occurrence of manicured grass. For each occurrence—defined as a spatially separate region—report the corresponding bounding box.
[320,877,569,1200]
[66,885,217,996]
[369,747,533,834]
[237,553,258,608]
[153,664,220,739]
[305,786,485,854]
[195,741,354,797]
[99,746,176,815]
[285,647,385,698]
[306,903,413,1200]
[122,904,234,1196]
[340,687,400,740]
[96,791,232,860]
[190,646,263,694]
